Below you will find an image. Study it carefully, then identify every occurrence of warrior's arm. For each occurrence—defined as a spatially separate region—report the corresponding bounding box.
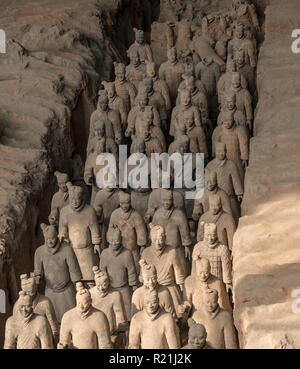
[128,315,141,349]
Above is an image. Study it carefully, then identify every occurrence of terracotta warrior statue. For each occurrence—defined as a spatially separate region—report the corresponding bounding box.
[59,183,101,282]
[128,140,152,219]
[217,57,247,106]
[34,223,82,323]
[141,224,185,319]
[90,267,128,347]
[13,273,59,344]
[102,81,128,130]
[100,226,138,321]
[145,171,186,223]
[131,259,176,319]
[181,257,231,315]
[152,189,192,260]
[206,142,243,223]
[51,171,69,216]
[93,174,120,249]
[126,49,146,91]
[230,71,253,131]
[170,88,201,138]
[128,28,153,63]
[192,223,232,293]
[193,288,238,349]
[145,60,171,114]
[131,123,164,156]
[88,90,122,156]
[140,77,168,132]
[230,0,260,36]
[218,91,247,129]
[177,73,208,127]
[109,191,148,272]
[4,291,53,349]
[235,47,256,95]
[192,168,232,222]
[114,62,137,112]
[84,119,118,203]
[182,109,208,159]
[159,46,184,106]
[227,22,256,68]
[197,194,236,251]
[0,240,18,347]
[58,282,112,349]
[126,91,161,138]
[212,110,249,181]
[195,56,221,98]
[70,153,90,205]
[181,318,212,349]
[129,289,180,349]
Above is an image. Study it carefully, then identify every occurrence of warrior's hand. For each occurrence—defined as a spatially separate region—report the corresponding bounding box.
[125,129,132,138]
[226,283,233,294]
[94,244,101,257]
[242,160,248,169]
[57,343,68,349]
[85,175,93,186]
[237,194,243,203]
[184,246,191,260]
[144,214,151,223]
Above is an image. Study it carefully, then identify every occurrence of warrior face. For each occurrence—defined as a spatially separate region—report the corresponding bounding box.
[135,30,145,45]
[210,196,222,215]
[58,180,68,193]
[18,295,33,318]
[45,228,58,249]
[120,197,131,213]
[167,48,177,63]
[196,259,211,282]
[94,122,106,140]
[96,276,110,294]
[144,293,159,315]
[152,226,166,252]
[180,90,191,106]
[143,273,157,291]
[162,193,173,210]
[131,52,140,67]
[143,78,153,94]
[137,95,148,111]
[106,83,116,98]
[204,226,218,245]
[188,326,207,349]
[115,68,125,82]
[223,114,234,129]
[76,292,91,314]
[110,229,122,252]
[70,191,84,211]
[205,171,217,191]
[203,290,219,313]
[184,111,194,129]
[235,24,244,39]
[232,73,241,90]
[146,62,156,78]
[216,143,226,160]
[98,96,108,112]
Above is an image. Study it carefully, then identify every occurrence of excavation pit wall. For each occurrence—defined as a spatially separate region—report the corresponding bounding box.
[233,0,300,349]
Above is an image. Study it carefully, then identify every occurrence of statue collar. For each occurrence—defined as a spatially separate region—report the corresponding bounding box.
[78,308,91,320]
[145,307,161,321]
[71,202,85,213]
[203,239,219,249]
[205,306,220,320]
[216,158,227,167]
[48,240,61,255]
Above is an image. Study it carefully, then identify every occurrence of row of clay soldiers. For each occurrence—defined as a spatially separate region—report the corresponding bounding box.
[3,0,260,349]
[4,221,237,349]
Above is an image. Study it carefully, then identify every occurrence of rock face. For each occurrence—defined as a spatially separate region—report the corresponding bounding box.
[232,0,300,349]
